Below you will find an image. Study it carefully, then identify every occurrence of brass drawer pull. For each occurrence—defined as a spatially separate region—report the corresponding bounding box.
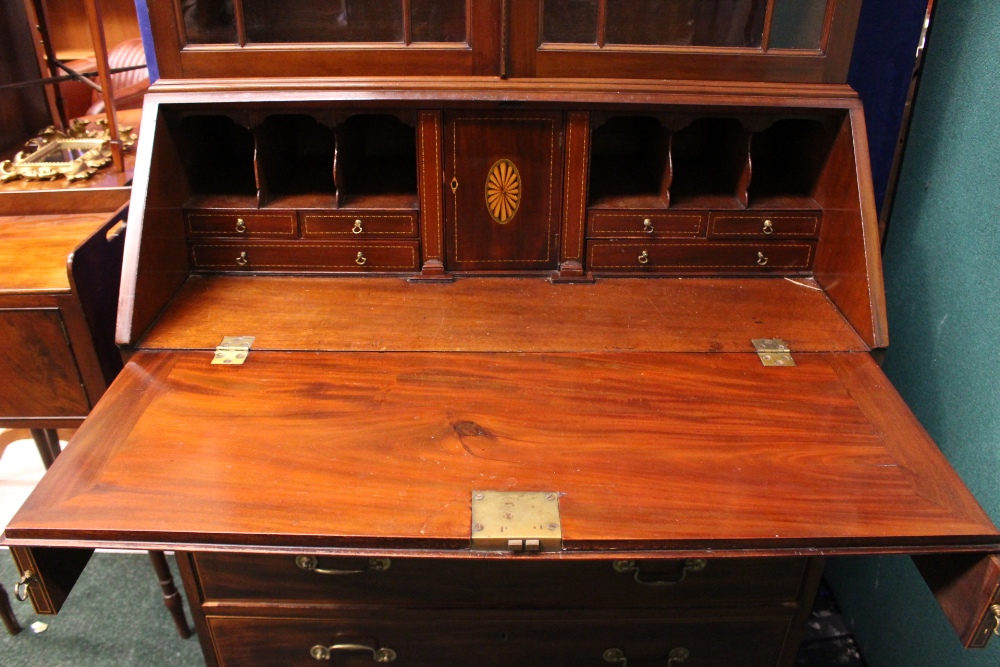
[236,251,248,267]
[311,644,396,663]
[762,219,773,234]
[604,647,689,666]
[990,604,1000,637]
[643,218,654,233]
[356,251,367,266]
[235,218,246,233]
[756,251,768,266]
[353,219,363,234]
[295,555,391,575]
[613,559,707,586]
[14,570,35,601]
[638,250,649,265]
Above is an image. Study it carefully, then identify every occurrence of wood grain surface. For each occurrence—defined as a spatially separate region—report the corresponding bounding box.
[7,350,996,552]
[138,276,867,353]
[0,213,118,293]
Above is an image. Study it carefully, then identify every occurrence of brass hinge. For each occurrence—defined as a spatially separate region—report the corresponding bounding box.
[471,491,562,552]
[212,336,255,365]
[752,338,795,367]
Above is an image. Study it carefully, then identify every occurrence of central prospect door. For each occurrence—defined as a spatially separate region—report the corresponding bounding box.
[444,112,564,272]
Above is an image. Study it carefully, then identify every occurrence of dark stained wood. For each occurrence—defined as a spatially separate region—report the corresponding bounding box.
[813,106,888,348]
[29,429,61,469]
[190,241,420,273]
[0,0,50,154]
[0,582,21,635]
[194,553,808,607]
[588,241,814,274]
[68,206,128,389]
[8,546,92,615]
[188,210,298,238]
[206,613,793,667]
[0,308,90,418]
[117,104,192,346]
[417,111,446,277]
[445,112,564,272]
[557,111,589,279]
[709,212,821,239]
[588,211,706,239]
[914,553,1000,649]
[7,350,997,553]
[138,276,867,353]
[302,211,417,238]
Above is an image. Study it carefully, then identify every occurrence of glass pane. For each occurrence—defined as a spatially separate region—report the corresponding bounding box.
[411,0,467,42]
[542,0,599,44]
[244,0,404,43]
[769,0,829,50]
[607,0,767,48]
[181,0,238,44]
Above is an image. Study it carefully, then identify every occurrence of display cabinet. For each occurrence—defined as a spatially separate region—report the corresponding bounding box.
[5,2,1000,665]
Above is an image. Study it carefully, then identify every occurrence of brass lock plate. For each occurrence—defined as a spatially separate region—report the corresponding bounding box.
[471,491,562,552]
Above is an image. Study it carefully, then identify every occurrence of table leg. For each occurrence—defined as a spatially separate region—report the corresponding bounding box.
[148,551,192,639]
[0,583,22,635]
[29,429,61,469]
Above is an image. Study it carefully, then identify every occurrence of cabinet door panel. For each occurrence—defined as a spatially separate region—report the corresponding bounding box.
[445,112,563,271]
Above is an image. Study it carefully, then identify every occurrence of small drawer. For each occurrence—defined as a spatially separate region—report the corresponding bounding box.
[207,614,791,667]
[301,211,418,238]
[708,212,821,239]
[194,553,807,607]
[588,241,815,272]
[190,241,420,272]
[185,211,298,238]
[587,211,705,238]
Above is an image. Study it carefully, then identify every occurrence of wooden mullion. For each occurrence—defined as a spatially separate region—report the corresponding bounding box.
[403,0,412,45]
[820,0,839,53]
[597,0,608,48]
[761,0,776,51]
[234,0,247,47]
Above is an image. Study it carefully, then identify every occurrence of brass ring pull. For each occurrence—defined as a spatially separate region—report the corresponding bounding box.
[311,644,397,663]
[296,556,391,575]
[762,219,773,234]
[352,219,363,234]
[643,218,654,233]
[613,559,707,586]
[355,251,367,266]
[990,604,1000,637]
[756,251,768,266]
[638,250,650,265]
[236,251,248,267]
[603,647,689,666]
[14,570,34,601]
[235,218,246,233]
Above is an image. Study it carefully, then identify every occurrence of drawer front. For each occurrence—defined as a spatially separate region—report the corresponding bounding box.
[185,211,298,238]
[190,242,420,272]
[587,211,706,238]
[588,241,814,272]
[208,615,790,667]
[708,212,821,239]
[194,554,807,607]
[302,212,418,238]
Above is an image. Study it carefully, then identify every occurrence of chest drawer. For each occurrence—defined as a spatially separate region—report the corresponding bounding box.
[302,211,418,238]
[193,554,807,607]
[190,241,420,272]
[587,211,706,238]
[708,212,821,239]
[207,614,791,667]
[588,241,814,272]
[185,211,298,238]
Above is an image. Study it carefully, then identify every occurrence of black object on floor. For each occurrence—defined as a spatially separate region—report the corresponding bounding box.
[795,580,868,667]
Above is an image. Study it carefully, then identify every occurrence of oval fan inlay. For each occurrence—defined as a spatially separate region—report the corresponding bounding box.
[485,159,521,224]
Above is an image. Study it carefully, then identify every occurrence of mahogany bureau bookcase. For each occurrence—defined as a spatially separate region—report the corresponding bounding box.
[5,2,1000,665]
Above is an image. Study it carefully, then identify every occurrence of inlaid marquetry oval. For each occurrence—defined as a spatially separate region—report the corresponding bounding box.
[485,159,521,224]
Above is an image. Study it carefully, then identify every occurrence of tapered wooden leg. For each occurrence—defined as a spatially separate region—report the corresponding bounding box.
[148,551,192,639]
[0,584,22,635]
[29,429,60,469]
